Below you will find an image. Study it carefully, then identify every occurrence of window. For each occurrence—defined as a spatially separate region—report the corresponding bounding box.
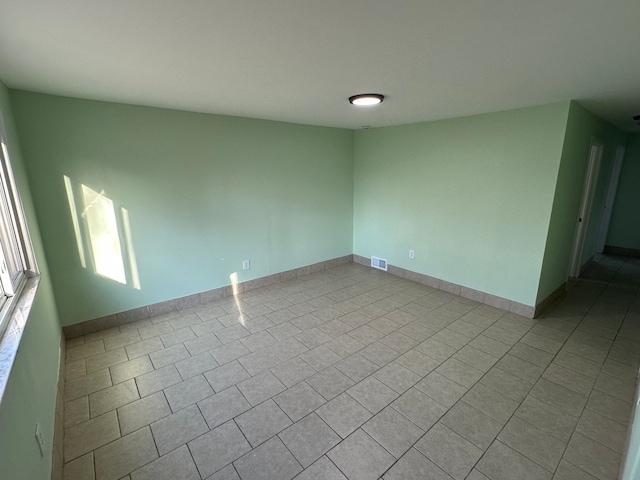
[0,112,37,338]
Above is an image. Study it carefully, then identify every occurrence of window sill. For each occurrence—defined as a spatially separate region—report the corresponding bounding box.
[0,274,41,403]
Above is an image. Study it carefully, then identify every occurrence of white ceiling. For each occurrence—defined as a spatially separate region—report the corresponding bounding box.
[0,0,638,130]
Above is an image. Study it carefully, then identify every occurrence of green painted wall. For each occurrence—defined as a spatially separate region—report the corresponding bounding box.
[353,102,570,307]
[10,91,354,325]
[537,102,626,303]
[607,133,640,250]
[0,83,61,479]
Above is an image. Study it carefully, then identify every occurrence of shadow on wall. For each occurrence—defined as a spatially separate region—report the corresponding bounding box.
[63,175,141,290]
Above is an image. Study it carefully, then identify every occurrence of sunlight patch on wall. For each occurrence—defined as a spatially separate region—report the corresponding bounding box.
[82,184,126,284]
[64,175,86,268]
[121,207,141,290]
[64,175,141,290]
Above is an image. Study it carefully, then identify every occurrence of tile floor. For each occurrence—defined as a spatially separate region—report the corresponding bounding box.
[62,255,640,480]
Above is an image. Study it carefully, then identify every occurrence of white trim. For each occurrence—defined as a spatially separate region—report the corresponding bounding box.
[569,138,603,278]
[595,144,625,253]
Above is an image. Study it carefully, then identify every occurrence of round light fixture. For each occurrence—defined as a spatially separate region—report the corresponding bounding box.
[349,94,384,106]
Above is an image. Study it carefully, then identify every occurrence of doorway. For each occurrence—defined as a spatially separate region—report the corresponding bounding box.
[568,138,604,278]
[595,144,625,253]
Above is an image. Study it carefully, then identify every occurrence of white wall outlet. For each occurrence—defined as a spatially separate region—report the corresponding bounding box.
[242,259,250,270]
[409,249,415,259]
[34,423,45,457]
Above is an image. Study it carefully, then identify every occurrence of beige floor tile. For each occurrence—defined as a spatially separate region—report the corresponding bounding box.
[435,358,484,388]
[390,387,447,431]
[415,338,457,362]
[373,361,421,394]
[151,404,208,455]
[89,379,139,417]
[347,376,399,414]
[204,360,251,392]
[118,391,171,435]
[415,423,482,480]
[65,368,112,401]
[363,407,424,459]
[497,416,565,472]
[327,429,394,480]
[441,401,501,450]
[59,260,638,480]
[64,411,120,462]
[542,364,595,396]
[125,337,164,360]
[235,399,292,447]
[316,392,372,439]
[164,374,213,412]
[110,356,153,384]
[508,342,554,368]
[415,372,467,408]
[585,389,632,425]
[563,432,621,480]
[294,456,346,480]
[575,409,628,454]
[452,345,499,373]
[495,354,543,384]
[553,350,601,378]
[63,452,94,480]
[514,396,578,442]
[462,383,518,424]
[482,366,533,402]
[594,372,636,403]
[66,340,105,363]
[476,441,552,480]
[395,347,440,377]
[273,382,326,421]
[279,413,341,468]
[601,358,638,382]
[66,359,87,380]
[149,344,191,369]
[64,396,90,428]
[135,364,182,397]
[86,347,128,373]
[189,421,251,478]
[529,378,587,418]
[235,436,303,480]
[130,445,199,480]
[382,448,452,480]
[198,385,251,429]
[94,427,158,480]
[103,331,142,351]
[553,459,598,480]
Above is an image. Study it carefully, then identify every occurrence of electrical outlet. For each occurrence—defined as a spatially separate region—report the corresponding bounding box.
[34,423,45,457]
[409,249,415,259]
[242,259,250,270]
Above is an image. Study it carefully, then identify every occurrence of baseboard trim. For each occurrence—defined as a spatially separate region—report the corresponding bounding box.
[63,255,353,339]
[534,282,567,317]
[51,332,65,480]
[604,245,640,258]
[353,254,537,318]
[65,251,571,339]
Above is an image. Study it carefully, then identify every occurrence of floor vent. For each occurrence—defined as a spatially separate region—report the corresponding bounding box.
[371,256,388,271]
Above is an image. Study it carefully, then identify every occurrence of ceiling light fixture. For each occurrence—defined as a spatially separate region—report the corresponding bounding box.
[349,94,384,106]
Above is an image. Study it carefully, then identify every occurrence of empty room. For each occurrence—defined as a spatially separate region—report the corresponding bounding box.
[1,1,640,480]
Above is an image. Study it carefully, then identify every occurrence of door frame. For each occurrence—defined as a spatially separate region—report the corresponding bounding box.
[595,144,625,253]
[568,138,604,278]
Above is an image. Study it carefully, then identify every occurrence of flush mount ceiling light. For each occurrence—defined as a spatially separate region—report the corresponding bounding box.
[349,93,384,106]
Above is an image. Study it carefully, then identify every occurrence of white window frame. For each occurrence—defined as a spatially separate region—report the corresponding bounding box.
[0,111,38,339]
